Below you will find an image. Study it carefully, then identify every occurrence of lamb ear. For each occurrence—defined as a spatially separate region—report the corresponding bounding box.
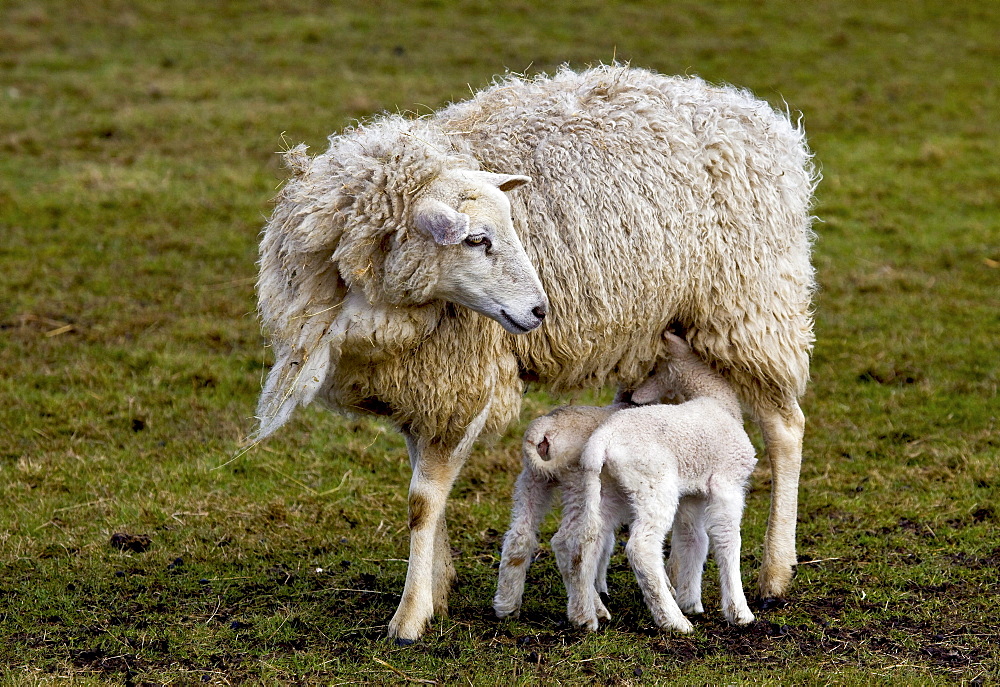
[469,171,532,192]
[662,330,689,351]
[413,198,470,245]
[630,380,662,406]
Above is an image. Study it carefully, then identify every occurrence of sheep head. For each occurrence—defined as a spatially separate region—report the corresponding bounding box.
[631,332,696,405]
[404,169,549,334]
[286,120,548,334]
[631,332,741,418]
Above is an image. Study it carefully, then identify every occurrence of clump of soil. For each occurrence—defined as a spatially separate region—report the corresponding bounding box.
[109,533,152,553]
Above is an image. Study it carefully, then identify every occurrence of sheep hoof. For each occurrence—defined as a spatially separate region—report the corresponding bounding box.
[727,608,756,625]
[388,608,428,645]
[677,600,704,616]
[432,598,450,617]
[494,605,520,620]
[594,592,611,620]
[568,612,600,632]
[671,619,695,634]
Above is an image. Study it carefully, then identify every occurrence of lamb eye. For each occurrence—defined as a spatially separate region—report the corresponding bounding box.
[464,234,491,250]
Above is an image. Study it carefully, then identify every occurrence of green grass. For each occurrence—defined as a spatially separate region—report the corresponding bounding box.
[1,0,998,683]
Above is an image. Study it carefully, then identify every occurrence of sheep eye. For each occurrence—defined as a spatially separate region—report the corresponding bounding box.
[464,234,491,250]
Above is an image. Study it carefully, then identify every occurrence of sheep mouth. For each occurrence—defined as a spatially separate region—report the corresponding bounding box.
[500,309,539,334]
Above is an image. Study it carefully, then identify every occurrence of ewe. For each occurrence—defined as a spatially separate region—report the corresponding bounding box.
[495,332,757,632]
[255,65,816,642]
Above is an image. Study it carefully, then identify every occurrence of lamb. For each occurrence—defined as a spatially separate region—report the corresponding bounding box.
[495,332,757,632]
[493,403,623,622]
[253,65,816,642]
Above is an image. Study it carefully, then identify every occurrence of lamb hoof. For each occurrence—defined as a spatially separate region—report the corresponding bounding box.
[672,619,695,634]
[658,616,694,634]
[595,595,612,621]
[727,608,756,626]
[394,637,416,647]
[494,604,520,620]
[568,612,599,632]
[677,600,704,616]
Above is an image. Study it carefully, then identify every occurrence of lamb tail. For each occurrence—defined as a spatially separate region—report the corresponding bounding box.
[523,436,568,479]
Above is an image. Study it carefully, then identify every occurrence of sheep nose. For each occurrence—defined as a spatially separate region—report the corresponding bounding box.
[532,303,547,321]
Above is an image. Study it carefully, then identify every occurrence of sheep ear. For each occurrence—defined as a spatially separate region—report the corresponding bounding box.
[663,330,688,348]
[413,198,470,245]
[469,171,532,192]
[663,331,693,358]
[630,380,661,406]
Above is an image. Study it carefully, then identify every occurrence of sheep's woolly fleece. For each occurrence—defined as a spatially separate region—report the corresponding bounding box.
[255,64,817,444]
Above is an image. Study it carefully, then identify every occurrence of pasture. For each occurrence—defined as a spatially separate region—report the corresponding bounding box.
[1,1,997,683]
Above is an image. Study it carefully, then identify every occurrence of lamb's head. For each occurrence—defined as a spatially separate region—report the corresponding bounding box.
[407,170,549,334]
[631,332,742,417]
[630,332,700,405]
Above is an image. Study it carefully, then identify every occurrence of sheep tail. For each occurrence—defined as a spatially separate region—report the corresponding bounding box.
[578,425,610,475]
[523,435,571,479]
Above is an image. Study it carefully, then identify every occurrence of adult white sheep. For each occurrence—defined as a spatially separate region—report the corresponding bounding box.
[254,65,817,643]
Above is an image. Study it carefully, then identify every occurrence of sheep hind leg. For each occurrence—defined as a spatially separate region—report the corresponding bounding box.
[754,400,805,603]
[669,496,708,616]
[494,470,556,619]
[705,485,755,625]
[592,516,617,621]
[624,493,692,633]
[561,471,604,631]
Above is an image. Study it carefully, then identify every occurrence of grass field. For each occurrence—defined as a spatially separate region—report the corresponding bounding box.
[1,1,998,683]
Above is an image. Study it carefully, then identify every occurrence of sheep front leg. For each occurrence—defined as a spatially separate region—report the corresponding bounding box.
[431,505,456,613]
[390,411,488,644]
[754,401,805,602]
[405,434,459,613]
[494,469,556,618]
[625,497,692,633]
